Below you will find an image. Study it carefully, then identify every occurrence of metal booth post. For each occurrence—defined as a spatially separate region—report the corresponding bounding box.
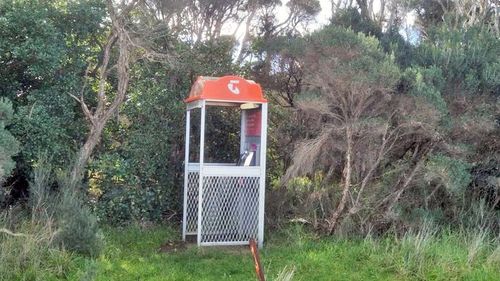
[197,100,206,246]
[257,102,267,248]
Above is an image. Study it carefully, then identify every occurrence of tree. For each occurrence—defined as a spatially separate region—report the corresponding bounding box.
[69,0,170,187]
[284,26,439,233]
[0,0,108,191]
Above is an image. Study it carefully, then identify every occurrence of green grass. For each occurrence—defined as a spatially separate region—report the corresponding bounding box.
[3,224,499,280]
[61,225,499,281]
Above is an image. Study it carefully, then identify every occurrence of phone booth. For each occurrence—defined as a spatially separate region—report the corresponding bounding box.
[182,76,268,248]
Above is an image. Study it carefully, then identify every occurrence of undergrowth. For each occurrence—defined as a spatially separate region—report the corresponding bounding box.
[1,165,498,281]
[1,221,499,280]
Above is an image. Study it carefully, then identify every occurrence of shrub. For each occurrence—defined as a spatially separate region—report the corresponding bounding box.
[330,8,382,38]
[0,98,19,183]
[0,206,78,280]
[414,25,499,96]
[88,154,176,225]
[28,155,54,221]
[87,76,186,225]
[28,160,104,257]
[93,184,173,225]
[424,153,472,197]
[401,66,448,116]
[0,156,102,279]
[54,177,104,257]
[273,173,335,231]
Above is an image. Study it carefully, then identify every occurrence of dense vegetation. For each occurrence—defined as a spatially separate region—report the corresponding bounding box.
[0,0,498,280]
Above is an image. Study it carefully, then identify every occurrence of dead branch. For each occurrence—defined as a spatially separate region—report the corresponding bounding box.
[0,228,30,237]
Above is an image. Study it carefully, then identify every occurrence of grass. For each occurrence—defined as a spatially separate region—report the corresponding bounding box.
[2,223,500,280]
[66,224,499,281]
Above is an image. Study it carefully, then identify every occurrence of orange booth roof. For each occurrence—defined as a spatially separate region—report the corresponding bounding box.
[185,76,267,103]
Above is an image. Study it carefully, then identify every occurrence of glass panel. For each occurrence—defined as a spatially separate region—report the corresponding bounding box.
[188,108,201,163]
[204,106,240,164]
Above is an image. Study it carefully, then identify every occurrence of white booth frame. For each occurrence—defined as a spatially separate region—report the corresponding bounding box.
[182,99,268,248]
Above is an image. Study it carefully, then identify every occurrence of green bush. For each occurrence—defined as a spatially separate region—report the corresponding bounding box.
[29,161,104,257]
[424,154,472,197]
[330,8,382,38]
[401,66,448,115]
[1,0,106,182]
[94,184,172,225]
[88,153,176,225]
[0,98,19,206]
[0,98,19,182]
[414,25,499,96]
[54,179,104,257]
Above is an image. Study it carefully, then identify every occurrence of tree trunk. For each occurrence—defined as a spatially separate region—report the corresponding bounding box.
[356,0,370,20]
[67,0,136,188]
[328,125,353,234]
[69,123,105,188]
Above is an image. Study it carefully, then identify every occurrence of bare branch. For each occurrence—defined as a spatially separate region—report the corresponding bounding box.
[0,228,30,237]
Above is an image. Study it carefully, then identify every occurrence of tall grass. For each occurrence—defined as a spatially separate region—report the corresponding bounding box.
[466,228,489,264]
[457,200,500,266]
[0,160,103,280]
[487,242,500,266]
[274,266,295,281]
[0,210,74,280]
[28,157,54,222]
[382,212,499,280]
[398,220,437,277]
[0,159,65,280]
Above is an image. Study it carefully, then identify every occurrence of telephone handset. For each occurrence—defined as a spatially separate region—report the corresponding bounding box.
[237,150,254,166]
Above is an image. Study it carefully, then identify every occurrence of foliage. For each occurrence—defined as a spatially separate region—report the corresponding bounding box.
[272,173,334,230]
[86,34,237,224]
[301,25,400,85]
[0,98,19,182]
[469,158,500,210]
[0,160,101,280]
[330,8,382,38]
[401,66,447,115]
[283,25,424,233]
[424,153,472,196]
[272,6,499,236]
[89,153,175,224]
[414,25,500,96]
[0,0,106,174]
[30,160,103,257]
[86,78,183,224]
[55,182,104,257]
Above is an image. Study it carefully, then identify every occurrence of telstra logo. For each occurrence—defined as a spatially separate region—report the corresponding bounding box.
[227,80,240,95]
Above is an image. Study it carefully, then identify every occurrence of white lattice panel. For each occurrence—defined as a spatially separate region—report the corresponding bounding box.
[200,176,260,244]
[186,172,199,234]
